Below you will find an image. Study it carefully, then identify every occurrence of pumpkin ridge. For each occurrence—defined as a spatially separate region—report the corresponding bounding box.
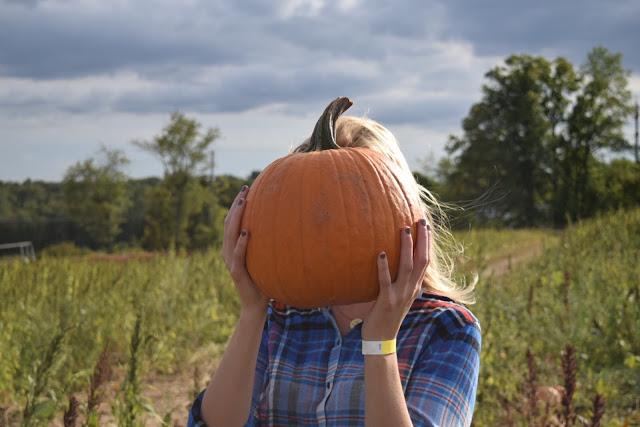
[270,158,292,299]
[297,151,312,304]
[349,148,371,301]
[382,156,422,253]
[281,155,305,304]
[382,154,415,219]
[346,148,377,299]
[359,149,401,281]
[328,148,353,302]
[261,163,278,291]
[356,149,389,284]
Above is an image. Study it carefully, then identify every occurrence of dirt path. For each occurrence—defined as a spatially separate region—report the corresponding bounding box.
[140,366,212,426]
[482,242,544,277]
[44,363,216,427]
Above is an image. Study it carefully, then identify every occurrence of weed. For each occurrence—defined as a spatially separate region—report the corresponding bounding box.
[561,344,577,426]
[22,327,69,426]
[86,343,116,426]
[63,395,78,427]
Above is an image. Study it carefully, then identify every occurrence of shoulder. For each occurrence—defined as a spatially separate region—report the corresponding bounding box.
[406,292,481,345]
[410,292,478,325]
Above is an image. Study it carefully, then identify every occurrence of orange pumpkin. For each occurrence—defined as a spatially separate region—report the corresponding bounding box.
[241,97,423,308]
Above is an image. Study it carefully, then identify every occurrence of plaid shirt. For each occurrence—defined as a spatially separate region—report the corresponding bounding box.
[188,292,481,426]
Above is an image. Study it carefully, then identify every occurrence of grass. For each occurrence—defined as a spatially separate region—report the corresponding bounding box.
[0,210,638,425]
[471,210,640,426]
[452,227,560,276]
[0,251,239,425]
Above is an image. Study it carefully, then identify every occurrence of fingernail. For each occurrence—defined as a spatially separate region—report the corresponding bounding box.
[380,252,386,259]
[419,219,427,227]
[241,185,248,192]
[427,224,431,232]
[238,198,244,205]
[241,230,247,237]
[405,227,411,234]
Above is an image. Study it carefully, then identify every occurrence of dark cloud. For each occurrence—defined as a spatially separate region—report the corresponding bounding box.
[111,64,381,114]
[0,9,250,79]
[0,0,637,122]
[442,0,640,69]
[3,0,41,7]
[366,97,470,128]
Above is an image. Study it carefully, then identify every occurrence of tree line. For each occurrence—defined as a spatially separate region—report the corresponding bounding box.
[0,112,258,252]
[1,46,638,252]
[432,46,638,227]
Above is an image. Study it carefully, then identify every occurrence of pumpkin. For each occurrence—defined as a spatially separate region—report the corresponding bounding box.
[241,97,423,308]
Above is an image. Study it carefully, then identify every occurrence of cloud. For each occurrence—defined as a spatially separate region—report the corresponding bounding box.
[441,0,640,69]
[0,0,638,181]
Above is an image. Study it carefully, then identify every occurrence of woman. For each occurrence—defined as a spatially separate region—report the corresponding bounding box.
[188,105,480,427]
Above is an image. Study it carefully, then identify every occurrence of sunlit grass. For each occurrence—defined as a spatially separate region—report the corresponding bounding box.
[1,210,638,425]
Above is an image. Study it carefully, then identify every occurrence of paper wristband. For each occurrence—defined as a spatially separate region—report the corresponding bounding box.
[362,339,396,355]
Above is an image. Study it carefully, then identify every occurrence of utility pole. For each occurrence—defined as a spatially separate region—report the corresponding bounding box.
[635,100,639,164]
[207,150,216,226]
[209,150,216,186]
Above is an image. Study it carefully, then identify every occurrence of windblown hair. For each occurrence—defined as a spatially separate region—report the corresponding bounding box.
[293,116,476,304]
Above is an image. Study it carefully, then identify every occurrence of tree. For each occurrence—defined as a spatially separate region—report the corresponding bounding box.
[446,54,553,226]
[589,159,640,213]
[541,57,582,225]
[444,47,634,226]
[562,47,634,221]
[62,147,130,248]
[133,112,220,249]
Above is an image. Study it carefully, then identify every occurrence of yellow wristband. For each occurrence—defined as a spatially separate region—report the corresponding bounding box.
[362,338,396,355]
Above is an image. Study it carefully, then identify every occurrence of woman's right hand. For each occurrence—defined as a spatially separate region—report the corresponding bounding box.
[222,185,270,315]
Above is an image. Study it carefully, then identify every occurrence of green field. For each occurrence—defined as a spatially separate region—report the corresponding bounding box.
[1,210,639,426]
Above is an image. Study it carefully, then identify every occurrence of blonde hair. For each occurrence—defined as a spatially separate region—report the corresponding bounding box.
[294,115,476,304]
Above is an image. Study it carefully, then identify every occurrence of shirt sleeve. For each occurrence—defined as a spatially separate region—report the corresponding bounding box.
[187,390,207,427]
[187,320,270,426]
[405,312,482,427]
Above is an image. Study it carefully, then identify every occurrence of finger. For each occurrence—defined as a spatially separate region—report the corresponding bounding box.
[395,226,414,284]
[377,252,392,291]
[224,197,246,258]
[224,185,249,227]
[409,219,429,282]
[224,187,249,239]
[223,186,249,259]
[231,229,250,278]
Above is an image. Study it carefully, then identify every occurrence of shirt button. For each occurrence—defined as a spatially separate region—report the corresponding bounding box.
[335,339,341,346]
[326,382,331,389]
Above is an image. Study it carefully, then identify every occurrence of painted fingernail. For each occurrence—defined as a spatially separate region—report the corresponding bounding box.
[420,219,427,227]
[241,185,248,192]
[427,224,431,232]
[238,198,244,205]
[241,230,247,237]
[405,227,411,234]
[380,252,386,259]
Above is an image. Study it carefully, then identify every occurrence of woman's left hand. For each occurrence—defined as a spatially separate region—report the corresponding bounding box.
[361,219,431,341]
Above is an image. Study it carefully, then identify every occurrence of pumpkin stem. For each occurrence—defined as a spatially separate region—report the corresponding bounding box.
[305,97,354,152]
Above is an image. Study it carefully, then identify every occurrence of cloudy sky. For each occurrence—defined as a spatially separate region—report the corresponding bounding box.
[1,0,639,182]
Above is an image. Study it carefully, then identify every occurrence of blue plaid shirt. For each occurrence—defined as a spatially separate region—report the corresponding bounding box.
[188,292,481,426]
